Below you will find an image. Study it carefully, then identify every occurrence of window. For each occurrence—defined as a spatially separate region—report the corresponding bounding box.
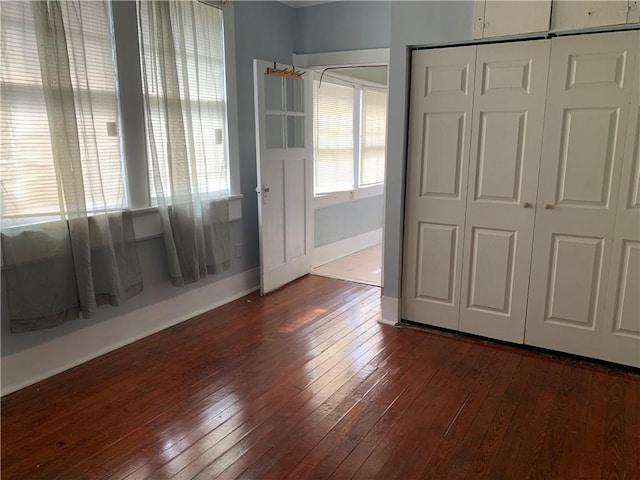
[313,75,387,196]
[0,2,123,222]
[313,81,354,194]
[137,1,229,201]
[0,1,236,226]
[360,89,387,186]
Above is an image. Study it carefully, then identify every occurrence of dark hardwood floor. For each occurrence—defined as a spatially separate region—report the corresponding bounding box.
[2,275,639,479]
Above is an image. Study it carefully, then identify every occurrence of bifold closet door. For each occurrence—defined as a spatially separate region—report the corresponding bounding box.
[402,46,476,329]
[601,32,640,367]
[525,31,639,358]
[459,39,551,343]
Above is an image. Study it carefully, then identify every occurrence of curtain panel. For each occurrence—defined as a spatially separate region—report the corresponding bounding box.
[137,0,231,286]
[0,1,143,333]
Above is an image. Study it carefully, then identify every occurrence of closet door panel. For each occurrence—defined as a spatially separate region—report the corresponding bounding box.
[601,33,640,367]
[525,31,638,358]
[460,40,551,343]
[402,46,476,329]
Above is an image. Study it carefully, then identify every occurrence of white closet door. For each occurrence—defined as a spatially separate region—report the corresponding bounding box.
[402,46,477,329]
[601,32,640,367]
[459,40,551,343]
[525,31,638,358]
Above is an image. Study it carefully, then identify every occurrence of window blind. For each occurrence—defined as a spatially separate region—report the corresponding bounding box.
[138,1,228,201]
[313,80,354,194]
[360,88,387,186]
[0,1,124,222]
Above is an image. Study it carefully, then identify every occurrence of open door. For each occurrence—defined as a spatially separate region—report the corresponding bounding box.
[253,60,313,294]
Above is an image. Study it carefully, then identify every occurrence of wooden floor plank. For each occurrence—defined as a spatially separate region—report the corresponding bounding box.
[2,275,639,480]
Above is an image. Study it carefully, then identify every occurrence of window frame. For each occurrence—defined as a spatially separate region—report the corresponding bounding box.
[312,71,387,208]
[112,0,241,217]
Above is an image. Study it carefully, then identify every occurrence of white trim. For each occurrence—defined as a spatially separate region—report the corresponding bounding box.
[293,48,390,68]
[222,2,241,196]
[1,268,260,396]
[380,295,399,326]
[314,184,384,209]
[313,228,382,268]
[316,70,387,90]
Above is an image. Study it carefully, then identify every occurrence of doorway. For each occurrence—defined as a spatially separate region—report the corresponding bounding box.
[307,64,388,287]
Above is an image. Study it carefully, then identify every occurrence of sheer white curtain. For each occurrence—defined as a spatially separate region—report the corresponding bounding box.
[137,0,230,286]
[0,1,142,332]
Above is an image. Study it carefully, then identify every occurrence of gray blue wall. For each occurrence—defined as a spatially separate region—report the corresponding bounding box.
[1,0,297,393]
[3,0,479,392]
[315,195,384,247]
[294,1,391,54]
[383,1,474,299]
[234,1,296,270]
[294,1,390,250]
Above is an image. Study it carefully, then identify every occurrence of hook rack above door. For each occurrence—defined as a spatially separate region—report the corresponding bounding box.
[266,66,305,80]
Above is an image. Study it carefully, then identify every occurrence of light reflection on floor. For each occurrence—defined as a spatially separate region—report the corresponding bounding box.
[312,243,382,287]
[278,308,328,334]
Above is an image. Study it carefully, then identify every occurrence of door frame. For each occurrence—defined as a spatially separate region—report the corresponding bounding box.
[399,25,640,325]
[293,48,390,286]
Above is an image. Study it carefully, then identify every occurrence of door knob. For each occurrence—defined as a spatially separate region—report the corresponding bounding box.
[544,203,553,209]
[523,202,531,208]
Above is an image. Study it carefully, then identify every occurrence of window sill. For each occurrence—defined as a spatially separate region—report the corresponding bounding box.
[131,194,243,241]
[313,184,384,209]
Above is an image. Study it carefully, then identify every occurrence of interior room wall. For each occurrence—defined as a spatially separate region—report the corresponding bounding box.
[234,0,296,270]
[315,195,384,248]
[294,1,391,253]
[1,0,296,395]
[294,1,391,54]
[383,1,475,313]
[1,0,479,394]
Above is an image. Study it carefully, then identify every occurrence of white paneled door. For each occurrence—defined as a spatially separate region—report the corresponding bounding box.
[402,46,477,329]
[459,40,551,343]
[254,60,313,294]
[525,32,639,357]
[601,33,640,367]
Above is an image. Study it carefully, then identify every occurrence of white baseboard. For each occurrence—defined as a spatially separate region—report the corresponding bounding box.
[380,295,399,326]
[1,268,260,396]
[313,228,383,268]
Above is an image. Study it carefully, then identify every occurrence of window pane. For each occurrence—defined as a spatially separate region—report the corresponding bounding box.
[285,77,304,113]
[138,1,229,201]
[266,114,284,149]
[1,1,123,221]
[313,80,354,194]
[287,115,304,148]
[265,74,283,111]
[360,89,387,186]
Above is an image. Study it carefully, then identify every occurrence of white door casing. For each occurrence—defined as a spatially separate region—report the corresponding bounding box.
[525,31,639,358]
[254,60,313,295]
[402,46,477,329]
[459,39,551,343]
[601,32,640,367]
